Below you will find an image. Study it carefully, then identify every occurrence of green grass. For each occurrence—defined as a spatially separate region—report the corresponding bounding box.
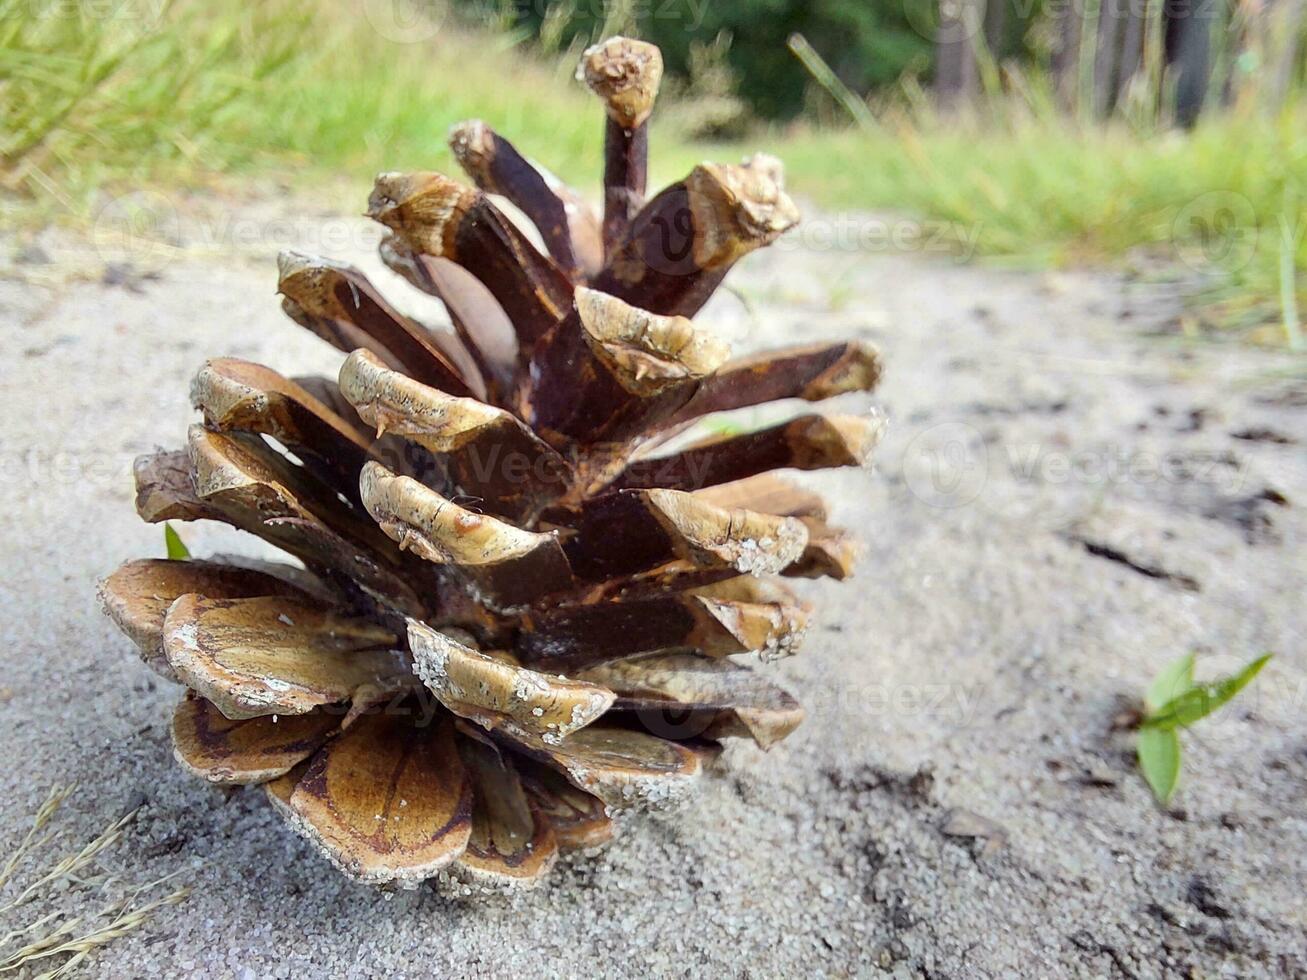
[1,0,617,207]
[2,0,1303,346]
[764,108,1306,345]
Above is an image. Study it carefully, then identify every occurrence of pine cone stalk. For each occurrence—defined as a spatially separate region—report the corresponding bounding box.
[98,37,884,893]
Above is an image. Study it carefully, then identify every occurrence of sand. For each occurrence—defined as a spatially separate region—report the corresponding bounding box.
[1,191,1304,977]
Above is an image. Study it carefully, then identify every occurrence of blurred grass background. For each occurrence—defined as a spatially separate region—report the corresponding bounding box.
[1,0,1303,345]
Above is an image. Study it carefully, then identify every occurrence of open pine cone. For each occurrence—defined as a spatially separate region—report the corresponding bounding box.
[98,37,884,892]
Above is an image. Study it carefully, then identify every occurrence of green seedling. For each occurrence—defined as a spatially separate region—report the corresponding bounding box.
[1136,652,1272,804]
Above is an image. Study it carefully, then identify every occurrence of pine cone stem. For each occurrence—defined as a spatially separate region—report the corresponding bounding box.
[600,120,648,253]
[578,37,663,256]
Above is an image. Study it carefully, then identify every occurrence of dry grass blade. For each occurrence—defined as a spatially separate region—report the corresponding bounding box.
[0,808,138,917]
[0,785,74,893]
[0,788,191,978]
[786,33,877,131]
[0,879,190,978]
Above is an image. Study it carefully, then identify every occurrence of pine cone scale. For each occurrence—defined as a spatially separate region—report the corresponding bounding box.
[98,558,315,680]
[603,411,883,493]
[160,593,404,720]
[171,691,339,784]
[448,118,601,280]
[339,348,568,522]
[277,251,474,398]
[455,730,560,885]
[408,619,614,741]
[273,711,474,886]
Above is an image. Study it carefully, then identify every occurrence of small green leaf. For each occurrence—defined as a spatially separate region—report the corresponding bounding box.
[1146,652,1195,713]
[1144,654,1272,731]
[164,524,190,560]
[1138,727,1181,804]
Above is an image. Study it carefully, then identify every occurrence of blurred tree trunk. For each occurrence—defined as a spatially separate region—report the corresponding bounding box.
[1165,0,1216,125]
[984,0,1010,55]
[936,0,982,107]
[1094,0,1127,113]
[1053,0,1087,108]
[1115,0,1148,104]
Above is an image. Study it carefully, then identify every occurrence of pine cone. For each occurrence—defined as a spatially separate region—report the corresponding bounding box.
[98,37,884,893]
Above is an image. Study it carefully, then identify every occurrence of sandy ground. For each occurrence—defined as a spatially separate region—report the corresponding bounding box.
[1,191,1305,978]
